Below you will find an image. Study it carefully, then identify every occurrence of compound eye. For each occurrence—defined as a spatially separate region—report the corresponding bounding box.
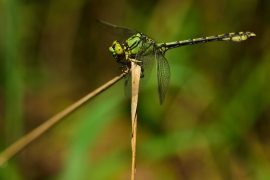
[115,43,123,55]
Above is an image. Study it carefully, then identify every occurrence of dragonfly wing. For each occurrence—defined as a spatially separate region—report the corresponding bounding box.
[124,71,132,98]
[156,53,170,104]
[137,52,155,92]
[96,20,138,39]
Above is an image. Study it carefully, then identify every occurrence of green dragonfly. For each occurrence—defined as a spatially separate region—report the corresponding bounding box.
[98,20,256,104]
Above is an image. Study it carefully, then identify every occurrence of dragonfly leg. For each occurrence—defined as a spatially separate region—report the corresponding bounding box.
[122,66,129,75]
[116,58,126,66]
[129,58,142,64]
[119,66,129,75]
[116,58,129,74]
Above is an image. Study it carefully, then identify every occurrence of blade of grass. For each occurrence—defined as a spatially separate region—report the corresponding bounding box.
[130,62,141,180]
[131,62,141,127]
[131,114,137,180]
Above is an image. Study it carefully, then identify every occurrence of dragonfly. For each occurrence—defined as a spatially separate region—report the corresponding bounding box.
[97,20,256,104]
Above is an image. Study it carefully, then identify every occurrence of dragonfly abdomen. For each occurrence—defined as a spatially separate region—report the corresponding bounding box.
[159,31,256,51]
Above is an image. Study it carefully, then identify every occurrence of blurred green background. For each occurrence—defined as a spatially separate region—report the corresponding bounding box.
[0,0,269,179]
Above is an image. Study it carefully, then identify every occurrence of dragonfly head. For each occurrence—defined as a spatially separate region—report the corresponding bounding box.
[109,40,124,60]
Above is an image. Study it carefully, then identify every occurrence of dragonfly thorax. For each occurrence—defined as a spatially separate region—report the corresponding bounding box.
[109,40,125,60]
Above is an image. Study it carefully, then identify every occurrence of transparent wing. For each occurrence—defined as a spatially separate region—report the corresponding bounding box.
[138,52,155,92]
[156,52,171,104]
[124,42,155,99]
[124,71,132,98]
[96,20,138,39]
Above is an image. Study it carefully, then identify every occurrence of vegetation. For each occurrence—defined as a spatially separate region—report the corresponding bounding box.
[0,0,269,179]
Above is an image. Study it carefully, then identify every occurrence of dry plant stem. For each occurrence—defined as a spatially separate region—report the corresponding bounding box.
[131,62,141,127]
[0,73,125,167]
[131,113,137,180]
[130,62,141,180]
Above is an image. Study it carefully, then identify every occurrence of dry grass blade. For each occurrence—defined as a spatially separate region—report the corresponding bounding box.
[130,62,141,180]
[131,62,141,127]
[0,73,125,167]
[131,113,138,180]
